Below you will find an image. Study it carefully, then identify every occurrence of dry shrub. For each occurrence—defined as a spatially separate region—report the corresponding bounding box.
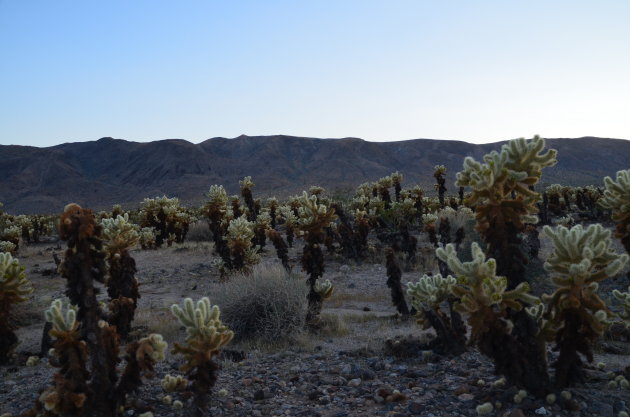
[218,263,307,342]
[186,220,213,242]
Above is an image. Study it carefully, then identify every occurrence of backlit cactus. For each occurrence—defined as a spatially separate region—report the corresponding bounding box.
[239,176,257,221]
[0,252,33,364]
[138,227,157,250]
[171,297,234,417]
[161,374,188,392]
[538,224,629,387]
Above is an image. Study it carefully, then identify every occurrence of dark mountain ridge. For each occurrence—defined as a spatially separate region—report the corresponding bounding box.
[1,135,628,214]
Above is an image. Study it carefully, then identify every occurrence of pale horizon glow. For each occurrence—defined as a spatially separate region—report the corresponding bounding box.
[1,1,630,147]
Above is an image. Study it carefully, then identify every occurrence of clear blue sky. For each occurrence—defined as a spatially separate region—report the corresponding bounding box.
[1,0,629,147]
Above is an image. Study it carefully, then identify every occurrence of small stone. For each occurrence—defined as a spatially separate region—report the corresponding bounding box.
[508,410,526,417]
[408,401,423,415]
[534,407,549,415]
[457,393,474,401]
[348,378,362,387]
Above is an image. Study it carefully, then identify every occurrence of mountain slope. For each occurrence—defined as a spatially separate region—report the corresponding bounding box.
[1,135,628,214]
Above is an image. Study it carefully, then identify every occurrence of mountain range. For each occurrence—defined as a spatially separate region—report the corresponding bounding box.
[1,135,629,214]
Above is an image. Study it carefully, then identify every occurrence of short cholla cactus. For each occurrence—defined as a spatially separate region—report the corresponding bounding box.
[101,214,141,338]
[537,224,629,387]
[612,287,630,327]
[0,252,33,364]
[161,374,188,392]
[225,216,260,272]
[600,170,630,256]
[36,300,89,416]
[138,227,157,250]
[171,297,234,417]
[139,196,193,247]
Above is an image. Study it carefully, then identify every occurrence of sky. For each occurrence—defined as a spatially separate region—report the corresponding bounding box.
[1,1,629,147]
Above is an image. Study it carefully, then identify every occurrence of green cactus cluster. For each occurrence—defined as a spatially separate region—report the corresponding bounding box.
[225,215,260,271]
[612,286,630,327]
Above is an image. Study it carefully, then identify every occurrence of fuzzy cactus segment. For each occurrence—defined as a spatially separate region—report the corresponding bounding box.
[314,279,334,299]
[407,273,456,310]
[0,252,33,364]
[101,213,139,255]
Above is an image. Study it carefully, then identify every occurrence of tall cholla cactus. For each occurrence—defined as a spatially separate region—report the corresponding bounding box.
[278,205,298,248]
[225,215,260,271]
[535,224,629,387]
[239,176,257,221]
[297,191,337,325]
[600,169,630,256]
[433,165,447,208]
[456,136,557,287]
[407,272,466,355]
[101,214,141,338]
[203,185,232,266]
[0,252,33,364]
[437,242,545,393]
[171,297,234,417]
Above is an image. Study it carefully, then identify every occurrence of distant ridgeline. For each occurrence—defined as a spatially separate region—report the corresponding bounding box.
[1,135,629,214]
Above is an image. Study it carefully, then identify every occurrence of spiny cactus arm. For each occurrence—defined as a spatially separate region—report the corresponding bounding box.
[314,279,334,299]
[543,224,629,281]
[45,300,78,333]
[101,213,140,255]
[612,287,630,326]
[600,170,630,218]
[0,252,33,303]
[406,274,456,310]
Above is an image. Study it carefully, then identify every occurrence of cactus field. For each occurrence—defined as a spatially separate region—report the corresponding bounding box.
[1,138,630,417]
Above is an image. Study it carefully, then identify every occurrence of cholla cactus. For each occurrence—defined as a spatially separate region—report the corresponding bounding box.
[171,297,234,417]
[239,176,257,220]
[161,374,189,392]
[600,169,630,255]
[101,214,141,338]
[101,214,139,256]
[434,165,447,208]
[297,191,337,324]
[407,274,456,311]
[252,209,271,250]
[0,241,16,254]
[314,279,334,299]
[278,205,298,247]
[0,252,33,363]
[539,224,629,387]
[225,216,259,271]
[139,227,157,250]
[612,287,630,327]
[0,224,20,250]
[437,242,545,391]
[391,172,403,201]
[34,300,89,416]
[140,196,192,246]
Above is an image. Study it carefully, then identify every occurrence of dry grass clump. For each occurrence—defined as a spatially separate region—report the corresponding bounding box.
[185,220,213,242]
[218,263,307,342]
